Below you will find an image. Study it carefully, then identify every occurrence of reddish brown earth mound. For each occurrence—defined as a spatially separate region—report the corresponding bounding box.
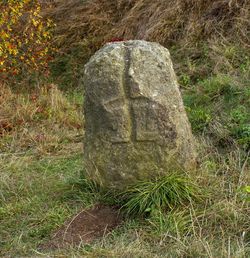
[41,204,123,249]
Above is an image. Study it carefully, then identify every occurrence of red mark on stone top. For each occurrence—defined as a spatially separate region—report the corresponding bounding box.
[109,38,124,43]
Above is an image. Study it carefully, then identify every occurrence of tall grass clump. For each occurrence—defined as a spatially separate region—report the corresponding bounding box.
[120,173,201,217]
[64,172,202,219]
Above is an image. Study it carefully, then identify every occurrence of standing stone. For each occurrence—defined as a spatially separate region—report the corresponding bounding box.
[83,40,197,189]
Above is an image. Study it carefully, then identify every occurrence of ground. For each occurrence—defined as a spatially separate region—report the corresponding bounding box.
[0,78,249,257]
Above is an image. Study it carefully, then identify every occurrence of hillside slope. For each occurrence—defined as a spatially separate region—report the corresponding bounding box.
[47,0,249,50]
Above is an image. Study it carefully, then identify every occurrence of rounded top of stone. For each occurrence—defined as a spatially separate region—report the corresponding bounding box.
[106,39,162,47]
[85,40,170,70]
[105,39,169,53]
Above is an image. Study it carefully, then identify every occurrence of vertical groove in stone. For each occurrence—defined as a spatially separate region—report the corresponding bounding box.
[123,44,136,142]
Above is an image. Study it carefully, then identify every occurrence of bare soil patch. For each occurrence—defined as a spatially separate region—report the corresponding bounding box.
[41,204,123,249]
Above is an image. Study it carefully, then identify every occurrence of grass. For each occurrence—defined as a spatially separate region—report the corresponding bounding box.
[0,81,249,257]
[0,153,85,256]
[0,84,84,255]
[119,174,201,217]
[45,0,250,55]
[1,2,250,255]
[0,83,83,155]
[43,0,250,91]
[182,62,250,150]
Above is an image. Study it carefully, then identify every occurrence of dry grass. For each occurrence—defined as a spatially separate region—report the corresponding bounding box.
[1,82,249,256]
[44,0,250,52]
[0,83,83,155]
[43,0,250,88]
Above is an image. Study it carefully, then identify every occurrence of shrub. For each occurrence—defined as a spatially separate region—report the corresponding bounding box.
[0,0,54,81]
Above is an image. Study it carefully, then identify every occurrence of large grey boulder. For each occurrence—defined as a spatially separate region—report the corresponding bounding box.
[83,40,197,189]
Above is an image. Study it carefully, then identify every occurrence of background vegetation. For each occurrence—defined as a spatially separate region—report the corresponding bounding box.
[0,0,54,82]
[0,0,249,257]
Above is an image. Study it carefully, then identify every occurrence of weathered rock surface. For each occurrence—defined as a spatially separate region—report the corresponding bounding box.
[83,40,197,189]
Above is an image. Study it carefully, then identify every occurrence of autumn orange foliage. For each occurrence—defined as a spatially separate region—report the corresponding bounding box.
[0,0,54,81]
